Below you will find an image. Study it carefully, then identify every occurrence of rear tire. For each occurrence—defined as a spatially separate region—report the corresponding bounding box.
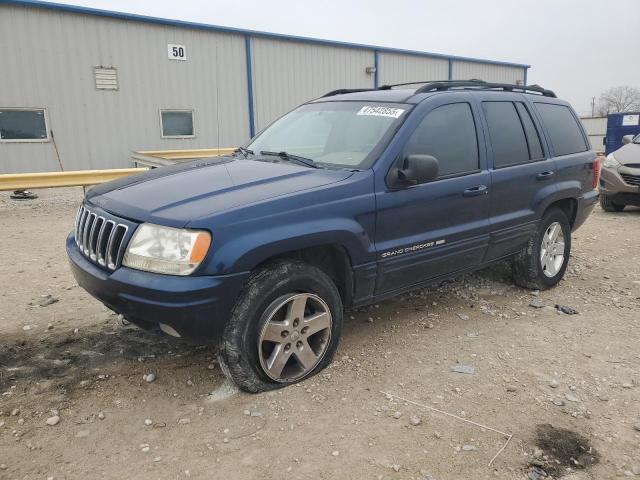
[218,259,343,393]
[512,207,571,290]
[599,194,625,212]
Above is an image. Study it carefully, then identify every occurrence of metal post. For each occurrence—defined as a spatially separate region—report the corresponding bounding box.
[244,35,256,138]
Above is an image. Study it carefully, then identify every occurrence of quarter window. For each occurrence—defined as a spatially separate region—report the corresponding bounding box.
[0,108,49,142]
[515,102,544,160]
[160,110,195,138]
[534,103,587,156]
[483,102,530,168]
[404,103,479,177]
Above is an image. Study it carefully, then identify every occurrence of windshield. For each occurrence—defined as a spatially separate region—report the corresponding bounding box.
[246,102,409,168]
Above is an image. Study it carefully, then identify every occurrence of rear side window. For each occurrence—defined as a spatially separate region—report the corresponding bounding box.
[534,103,587,156]
[483,102,529,168]
[404,103,479,177]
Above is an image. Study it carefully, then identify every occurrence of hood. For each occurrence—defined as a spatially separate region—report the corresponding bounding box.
[613,142,640,166]
[86,157,353,227]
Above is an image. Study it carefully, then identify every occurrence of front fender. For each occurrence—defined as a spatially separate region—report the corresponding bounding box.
[211,218,373,274]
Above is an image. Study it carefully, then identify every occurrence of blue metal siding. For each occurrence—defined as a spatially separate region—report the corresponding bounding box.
[605,112,640,155]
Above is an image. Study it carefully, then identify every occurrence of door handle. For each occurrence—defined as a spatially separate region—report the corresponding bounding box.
[463,185,489,197]
[536,171,555,180]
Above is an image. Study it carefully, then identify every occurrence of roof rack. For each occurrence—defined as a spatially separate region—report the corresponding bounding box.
[413,80,556,97]
[322,79,556,99]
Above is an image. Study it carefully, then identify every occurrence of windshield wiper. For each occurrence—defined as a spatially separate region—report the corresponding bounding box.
[233,146,254,158]
[259,151,320,169]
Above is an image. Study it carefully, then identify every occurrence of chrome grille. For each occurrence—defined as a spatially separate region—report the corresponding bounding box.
[75,205,129,270]
[620,173,640,187]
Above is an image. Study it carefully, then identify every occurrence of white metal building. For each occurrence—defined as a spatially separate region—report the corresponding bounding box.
[580,116,607,153]
[0,0,530,173]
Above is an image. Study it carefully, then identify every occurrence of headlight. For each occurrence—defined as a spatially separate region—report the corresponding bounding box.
[603,153,621,169]
[122,223,211,275]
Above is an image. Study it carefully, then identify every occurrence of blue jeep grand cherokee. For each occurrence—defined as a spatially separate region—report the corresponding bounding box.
[67,80,599,392]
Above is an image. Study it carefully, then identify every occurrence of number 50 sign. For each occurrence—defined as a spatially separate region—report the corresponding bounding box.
[167,44,187,61]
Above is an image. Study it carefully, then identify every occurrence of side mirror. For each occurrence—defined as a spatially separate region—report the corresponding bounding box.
[395,154,439,186]
[622,134,634,145]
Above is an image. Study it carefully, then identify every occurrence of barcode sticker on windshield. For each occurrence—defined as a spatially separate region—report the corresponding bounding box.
[357,106,405,118]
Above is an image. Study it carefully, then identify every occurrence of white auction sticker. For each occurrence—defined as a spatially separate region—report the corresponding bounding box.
[357,106,405,118]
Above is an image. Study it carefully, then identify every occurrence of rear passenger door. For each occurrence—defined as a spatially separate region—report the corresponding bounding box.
[478,95,558,261]
[532,102,595,199]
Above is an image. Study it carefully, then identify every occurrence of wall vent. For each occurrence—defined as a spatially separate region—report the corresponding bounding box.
[94,67,118,90]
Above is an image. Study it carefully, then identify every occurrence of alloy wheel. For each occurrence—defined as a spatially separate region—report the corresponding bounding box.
[540,221,565,278]
[258,293,332,382]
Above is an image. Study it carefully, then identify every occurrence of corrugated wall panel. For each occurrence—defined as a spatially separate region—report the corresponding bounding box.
[378,53,449,86]
[251,38,374,131]
[0,5,249,173]
[580,117,607,152]
[451,60,525,84]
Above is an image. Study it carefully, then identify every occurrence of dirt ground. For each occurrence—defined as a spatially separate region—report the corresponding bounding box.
[0,188,639,480]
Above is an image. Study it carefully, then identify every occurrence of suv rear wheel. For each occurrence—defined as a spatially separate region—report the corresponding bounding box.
[599,194,625,212]
[218,259,343,392]
[512,207,571,290]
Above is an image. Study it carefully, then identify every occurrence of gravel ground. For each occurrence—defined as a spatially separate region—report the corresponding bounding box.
[0,188,639,480]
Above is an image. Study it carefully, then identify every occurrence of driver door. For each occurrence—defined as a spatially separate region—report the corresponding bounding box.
[374,98,491,295]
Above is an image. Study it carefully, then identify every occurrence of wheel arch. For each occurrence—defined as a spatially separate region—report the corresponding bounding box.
[544,197,578,227]
[255,244,355,306]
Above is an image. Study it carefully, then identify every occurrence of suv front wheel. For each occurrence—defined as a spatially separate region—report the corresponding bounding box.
[218,259,343,392]
[512,207,571,290]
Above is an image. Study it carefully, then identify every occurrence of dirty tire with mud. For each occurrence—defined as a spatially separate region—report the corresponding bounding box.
[218,259,343,393]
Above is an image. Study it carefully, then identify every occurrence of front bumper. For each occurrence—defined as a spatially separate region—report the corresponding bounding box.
[572,189,598,231]
[66,233,248,342]
[600,165,640,199]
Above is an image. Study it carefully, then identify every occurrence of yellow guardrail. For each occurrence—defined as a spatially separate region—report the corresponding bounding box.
[0,168,147,191]
[135,148,236,160]
[1,148,236,191]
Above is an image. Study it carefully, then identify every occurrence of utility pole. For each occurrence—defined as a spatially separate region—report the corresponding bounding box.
[591,97,596,117]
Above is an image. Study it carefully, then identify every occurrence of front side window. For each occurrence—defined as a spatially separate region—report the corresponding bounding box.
[160,110,194,138]
[404,103,479,177]
[0,108,49,141]
[534,103,587,156]
[247,102,409,169]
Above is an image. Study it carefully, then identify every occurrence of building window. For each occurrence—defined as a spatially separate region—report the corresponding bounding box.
[160,110,195,138]
[0,108,49,142]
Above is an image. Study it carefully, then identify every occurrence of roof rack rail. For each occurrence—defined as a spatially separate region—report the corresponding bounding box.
[377,80,454,90]
[413,80,556,97]
[321,80,556,99]
[321,88,377,98]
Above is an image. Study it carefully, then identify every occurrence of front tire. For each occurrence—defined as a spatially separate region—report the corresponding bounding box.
[512,208,571,290]
[218,259,343,392]
[599,194,625,212]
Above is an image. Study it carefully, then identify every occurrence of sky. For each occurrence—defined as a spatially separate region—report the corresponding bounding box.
[51,0,639,116]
